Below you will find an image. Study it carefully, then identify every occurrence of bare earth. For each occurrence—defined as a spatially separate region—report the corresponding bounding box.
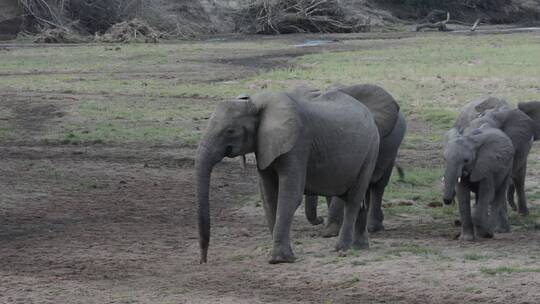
[1,31,540,304]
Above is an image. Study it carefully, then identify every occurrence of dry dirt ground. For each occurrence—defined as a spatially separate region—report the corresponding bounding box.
[1,31,540,304]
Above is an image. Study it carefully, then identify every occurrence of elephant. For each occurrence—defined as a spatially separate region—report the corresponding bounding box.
[196,87,394,264]
[442,126,514,240]
[451,97,540,216]
[297,84,406,235]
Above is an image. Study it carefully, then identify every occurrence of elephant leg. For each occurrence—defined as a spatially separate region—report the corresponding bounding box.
[323,197,344,238]
[494,182,511,234]
[457,183,474,241]
[305,195,324,225]
[335,155,376,253]
[368,165,393,233]
[269,157,306,264]
[353,201,370,250]
[472,178,494,238]
[514,165,529,216]
[258,169,278,235]
[507,183,517,211]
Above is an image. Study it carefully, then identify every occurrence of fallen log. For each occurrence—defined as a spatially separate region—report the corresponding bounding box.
[415,12,451,32]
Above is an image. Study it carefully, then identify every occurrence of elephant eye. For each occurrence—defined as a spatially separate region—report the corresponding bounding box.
[464,158,470,163]
[226,128,236,135]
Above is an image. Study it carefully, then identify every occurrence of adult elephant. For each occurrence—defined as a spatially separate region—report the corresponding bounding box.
[451,97,540,216]
[300,84,406,235]
[196,87,385,264]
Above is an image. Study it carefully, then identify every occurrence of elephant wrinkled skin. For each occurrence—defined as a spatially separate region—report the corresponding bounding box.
[299,84,406,235]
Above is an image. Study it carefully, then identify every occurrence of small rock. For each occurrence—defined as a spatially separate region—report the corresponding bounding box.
[454,219,462,227]
[382,202,394,208]
[397,200,414,206]
[534,219,540,230]
[427,201,443,208]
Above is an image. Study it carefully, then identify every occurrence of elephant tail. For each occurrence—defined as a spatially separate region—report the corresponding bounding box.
[395,163,405,182]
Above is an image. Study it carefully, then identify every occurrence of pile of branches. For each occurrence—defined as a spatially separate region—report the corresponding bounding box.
[236,0,370,34]
[18,0,145,34]
[95,18,161,43]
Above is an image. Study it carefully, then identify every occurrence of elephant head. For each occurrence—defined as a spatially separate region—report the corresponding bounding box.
[442,127,513,204]
[453,97,509,133]
[517,101,540,140]
[196,92,301,263]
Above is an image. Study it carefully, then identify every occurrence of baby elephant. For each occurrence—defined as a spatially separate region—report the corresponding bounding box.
[442,127,514,240]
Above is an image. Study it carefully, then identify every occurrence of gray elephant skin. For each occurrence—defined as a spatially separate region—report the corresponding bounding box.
[301,85,406,235]
[195,86,396,264]
[443,126,514,240]
[451,97,540,216]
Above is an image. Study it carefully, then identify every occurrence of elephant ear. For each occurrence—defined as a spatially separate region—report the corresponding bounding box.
[473,97,509,113]
[518,101,540,140]
[496,109,535,150]
[469,128,514,182]
[251,92,302,170]
[336,84,400,137]
[290,85,321,100]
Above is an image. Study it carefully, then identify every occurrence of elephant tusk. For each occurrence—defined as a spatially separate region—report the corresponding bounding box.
[457,177,461,183]
[239,155,246,170]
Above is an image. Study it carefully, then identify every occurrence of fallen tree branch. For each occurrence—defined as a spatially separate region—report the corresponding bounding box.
[415,12,452,32]
[470,18,481,32]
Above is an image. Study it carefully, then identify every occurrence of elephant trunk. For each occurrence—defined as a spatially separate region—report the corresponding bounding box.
[195,143,222,264]
[443,162,462,205]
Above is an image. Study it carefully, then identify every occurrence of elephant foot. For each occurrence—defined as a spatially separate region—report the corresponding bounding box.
[474,223,493,239]
[518,208,529,217]
[495,223,511,234]
[323,222,341,238]
[459,232,475,242]
[367,221,384,233]
[475,229,494,239]
[508,201,517,211]
[268,245,296,264]
[308,216,324,226]
[352,238,369,250]
[334,239,352,253]
[269,253,296,264]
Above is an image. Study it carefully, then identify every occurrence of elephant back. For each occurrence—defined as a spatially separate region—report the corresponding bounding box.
[454,97,509,133]
[334,84,400,138]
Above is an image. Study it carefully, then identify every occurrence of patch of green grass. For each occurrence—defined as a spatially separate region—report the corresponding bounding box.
[3,33,540,147]
[508,206,540,229]
[423,106,458,130]
[480,266,540,275]
[386,244,441,257]
[235,194,261,206]
[338,276,361,286]
[463,253,488,261]
[384,167,443,203]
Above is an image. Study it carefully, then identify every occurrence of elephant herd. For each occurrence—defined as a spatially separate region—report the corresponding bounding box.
[195,84,540,264]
